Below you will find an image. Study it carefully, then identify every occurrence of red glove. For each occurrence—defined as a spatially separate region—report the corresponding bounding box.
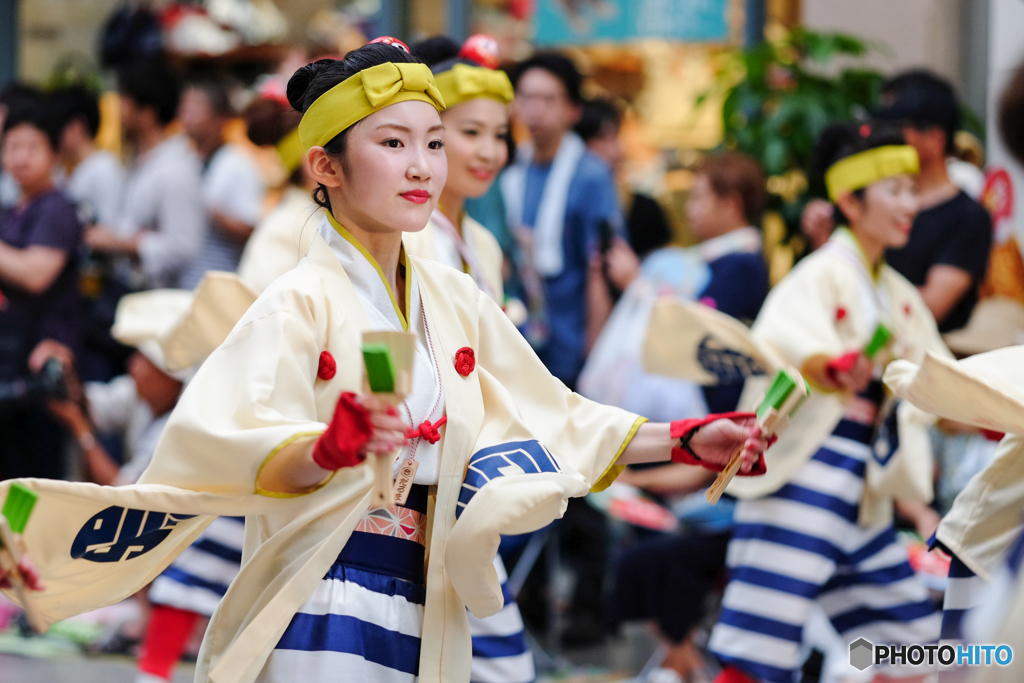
[312,392,374,471]
[669,411,767,476]
[825,351,861,384]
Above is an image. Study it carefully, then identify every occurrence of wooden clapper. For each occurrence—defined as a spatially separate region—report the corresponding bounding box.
[705,368,808,503]
[361,331,416,508]
[0,482,46,633]
[640,297,809,504]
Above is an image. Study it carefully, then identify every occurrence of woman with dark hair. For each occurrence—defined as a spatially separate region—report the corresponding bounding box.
[404,34,510,303]
[0,40,769,683]
[706,124,948,683]
[0,94,83,480]
[407,34,535,683]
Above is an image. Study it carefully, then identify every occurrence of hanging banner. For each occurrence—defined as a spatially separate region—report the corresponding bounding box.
[534,0,730,46]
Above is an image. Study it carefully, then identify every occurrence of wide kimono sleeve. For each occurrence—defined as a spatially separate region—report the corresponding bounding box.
[751,254,846,371]
[140,266,331,495]
[473,288,647,492]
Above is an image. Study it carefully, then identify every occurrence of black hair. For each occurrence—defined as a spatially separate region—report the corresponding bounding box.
[574,98,621,142]
[287,42,420,212]
[118,58,182,125]
[509,52,583,104]
[411,36,461,68]
[815,122,907,225]
[0,83,42,112]
[879,69,959,155]
[3,93,66,151]
[52,86,102,139]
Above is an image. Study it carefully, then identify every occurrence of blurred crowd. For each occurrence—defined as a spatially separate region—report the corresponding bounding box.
[2,27,1024,683]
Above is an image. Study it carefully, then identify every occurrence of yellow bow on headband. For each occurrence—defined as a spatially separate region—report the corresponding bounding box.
[825,145,920,202]
[298,62,446,151]
[435,63,514,108]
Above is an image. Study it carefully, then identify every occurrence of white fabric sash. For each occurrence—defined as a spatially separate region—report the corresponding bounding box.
[500,132,586,277]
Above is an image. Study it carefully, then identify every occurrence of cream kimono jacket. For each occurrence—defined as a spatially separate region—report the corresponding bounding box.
[884,346,1024,579]
[1,229,643,683]
[403,212,505,303]
[728,229,949,525]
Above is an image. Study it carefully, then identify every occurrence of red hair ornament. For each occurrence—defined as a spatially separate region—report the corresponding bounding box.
[368,36,410,53]
[459,34,500,69]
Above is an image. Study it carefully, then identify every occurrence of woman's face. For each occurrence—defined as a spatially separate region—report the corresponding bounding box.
[439,97,509,200]
[331,100,448,234]
[853,174,918,250]
[1,123,56,196]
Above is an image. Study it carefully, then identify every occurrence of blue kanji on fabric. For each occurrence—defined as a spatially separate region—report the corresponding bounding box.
[71,506,196,562]
[457,440,561,519]
[696,335,767,385]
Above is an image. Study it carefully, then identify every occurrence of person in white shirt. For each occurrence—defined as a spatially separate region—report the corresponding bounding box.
[84,60,204,290]
[178,76,266,289]
[54,86,125,227]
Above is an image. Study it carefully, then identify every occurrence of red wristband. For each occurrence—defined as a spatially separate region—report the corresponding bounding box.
[669,411,767,476]
[312,392,373,471]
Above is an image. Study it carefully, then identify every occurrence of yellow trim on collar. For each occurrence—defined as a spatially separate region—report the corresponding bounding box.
[326,212,411,331]
[590,416,649,493]
[298,62,445,152]
[434,64,514,109]
[834,226,884,282]
[825,145,919,202]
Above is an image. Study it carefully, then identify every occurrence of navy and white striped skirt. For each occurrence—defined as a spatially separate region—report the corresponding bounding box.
[708,385,940,683]
[258,485,429,683]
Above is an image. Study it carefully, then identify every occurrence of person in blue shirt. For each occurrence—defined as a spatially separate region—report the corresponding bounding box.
[501,53,623,389]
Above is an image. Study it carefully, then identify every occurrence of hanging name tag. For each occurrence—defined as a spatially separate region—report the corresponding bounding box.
[392,457,419,506]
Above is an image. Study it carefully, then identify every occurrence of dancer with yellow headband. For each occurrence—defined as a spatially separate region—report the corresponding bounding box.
[707,124,950,683]
[405,34,534,683]
[403,35,511,304]
[0,41,769,683]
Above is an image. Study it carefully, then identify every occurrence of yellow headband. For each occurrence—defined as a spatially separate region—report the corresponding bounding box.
[434,63,514,108]
[276,128,303,176]
[825,145,920,202]
[297,62,446,151]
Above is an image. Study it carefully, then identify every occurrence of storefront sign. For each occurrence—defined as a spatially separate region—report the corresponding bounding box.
[534,0,730,45]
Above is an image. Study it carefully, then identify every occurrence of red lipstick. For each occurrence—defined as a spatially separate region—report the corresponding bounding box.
[401,189,430,204]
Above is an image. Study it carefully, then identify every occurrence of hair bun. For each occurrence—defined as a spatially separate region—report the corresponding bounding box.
[410,36,461,67]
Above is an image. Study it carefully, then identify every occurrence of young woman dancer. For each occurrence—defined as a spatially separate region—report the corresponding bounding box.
[403,34,508,303]
[706,124,948,683]
[0,42,768,683]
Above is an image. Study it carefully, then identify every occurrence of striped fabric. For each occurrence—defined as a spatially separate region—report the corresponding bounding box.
[468,555,535,683]
[258,486,429,683]
[148,516,245,617]
[708,396,940,683]
[938,526,1024,682]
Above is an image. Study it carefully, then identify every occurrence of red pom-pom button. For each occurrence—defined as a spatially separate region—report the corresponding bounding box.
[318,351,337,380]
[835,306,847,321]
[455,347,476,377]
[904,303,912,316]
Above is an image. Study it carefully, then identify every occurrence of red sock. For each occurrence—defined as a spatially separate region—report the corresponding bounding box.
[713,666,760,683]
[137,604,201,680]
